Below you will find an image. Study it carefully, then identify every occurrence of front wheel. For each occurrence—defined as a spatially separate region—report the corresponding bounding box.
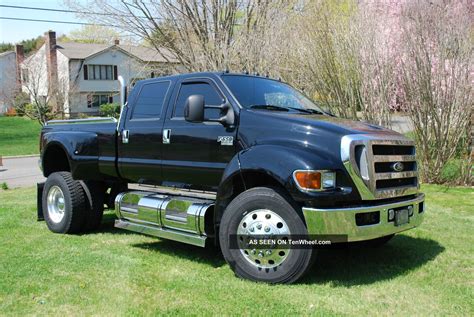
[219,187,315,284]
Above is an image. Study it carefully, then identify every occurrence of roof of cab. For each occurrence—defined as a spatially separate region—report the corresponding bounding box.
[136,71,279,85]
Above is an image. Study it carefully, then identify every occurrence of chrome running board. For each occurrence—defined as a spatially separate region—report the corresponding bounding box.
[114,219,206,247]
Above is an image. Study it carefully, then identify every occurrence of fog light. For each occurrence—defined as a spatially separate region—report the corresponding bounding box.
[388,209,395,221]
[419,202,424,213]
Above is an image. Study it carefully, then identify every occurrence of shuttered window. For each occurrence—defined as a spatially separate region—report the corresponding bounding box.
[84,64,115,80]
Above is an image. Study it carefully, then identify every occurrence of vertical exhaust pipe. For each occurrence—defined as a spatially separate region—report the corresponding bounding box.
[117,76,127,132]
[118,75,127,107]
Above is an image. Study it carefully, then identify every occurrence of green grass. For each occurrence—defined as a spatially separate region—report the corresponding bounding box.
[0,185,472,316]
[0,116,41,156]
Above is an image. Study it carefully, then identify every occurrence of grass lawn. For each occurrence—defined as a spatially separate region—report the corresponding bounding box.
[0,185,472,316]
[0,116,41,157]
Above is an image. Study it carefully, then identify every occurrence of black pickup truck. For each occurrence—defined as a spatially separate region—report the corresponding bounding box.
[38,72,424,283]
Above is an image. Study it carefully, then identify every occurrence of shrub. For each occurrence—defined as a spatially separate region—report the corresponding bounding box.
[400,1,472,183]
[12,92,30,117]
[5,108,17,117]
[99,103,120,118]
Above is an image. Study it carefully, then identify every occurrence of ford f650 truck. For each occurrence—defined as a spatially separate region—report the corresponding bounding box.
[37,72,424,283]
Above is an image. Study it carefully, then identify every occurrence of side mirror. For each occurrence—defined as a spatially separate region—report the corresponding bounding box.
[184,95,205,123]
[184,94,235,128]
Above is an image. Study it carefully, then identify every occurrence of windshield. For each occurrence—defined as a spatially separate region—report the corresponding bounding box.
[221,75,324,113]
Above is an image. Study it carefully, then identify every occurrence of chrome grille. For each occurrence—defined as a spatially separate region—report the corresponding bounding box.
[341,135,419,200]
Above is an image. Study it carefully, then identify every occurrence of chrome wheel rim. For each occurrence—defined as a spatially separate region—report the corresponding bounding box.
[237,209,291,269]
[47,186,66,223]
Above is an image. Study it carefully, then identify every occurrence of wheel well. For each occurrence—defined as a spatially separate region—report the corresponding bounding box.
[215,170,292,225]
[43,144,71,176]
[236,170,284,196]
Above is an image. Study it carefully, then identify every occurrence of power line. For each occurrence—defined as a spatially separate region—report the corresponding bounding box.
[0,4,248,28]
[0,16,117,27]
[0,4,101,15]
[0,4,151,19]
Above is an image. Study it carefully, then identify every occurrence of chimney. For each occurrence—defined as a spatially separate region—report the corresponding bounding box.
[45,31,58,89]
[15,44,24,87]
[114,39,120,45]
[45,31,60,113]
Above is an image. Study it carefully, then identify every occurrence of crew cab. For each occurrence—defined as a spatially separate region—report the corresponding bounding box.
[37,72,425,283]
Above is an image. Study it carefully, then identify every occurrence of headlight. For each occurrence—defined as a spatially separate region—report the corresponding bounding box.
[321,171,336,189]
[293,170,336,191]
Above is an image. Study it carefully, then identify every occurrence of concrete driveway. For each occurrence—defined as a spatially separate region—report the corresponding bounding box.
[0,156,45,189]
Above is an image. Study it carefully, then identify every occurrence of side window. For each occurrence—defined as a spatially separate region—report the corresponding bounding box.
[132,81,170,119]
[174,82,223,118]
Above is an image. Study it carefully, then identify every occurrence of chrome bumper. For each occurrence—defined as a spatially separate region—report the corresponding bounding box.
[302,194,425,242]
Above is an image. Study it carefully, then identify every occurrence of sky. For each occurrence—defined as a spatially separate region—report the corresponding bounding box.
[0,0,87,43]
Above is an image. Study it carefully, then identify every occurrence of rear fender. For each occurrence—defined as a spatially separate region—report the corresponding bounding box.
[42,131,101,180]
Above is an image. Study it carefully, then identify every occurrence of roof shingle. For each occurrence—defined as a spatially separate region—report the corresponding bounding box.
[56,42,177,63]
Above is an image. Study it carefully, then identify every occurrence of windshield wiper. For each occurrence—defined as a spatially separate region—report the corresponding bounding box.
[250,104,327,115]
[249,105,290,111]
[286,107,325,115]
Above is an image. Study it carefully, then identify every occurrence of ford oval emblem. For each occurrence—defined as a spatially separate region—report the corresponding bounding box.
[392,162,404,172]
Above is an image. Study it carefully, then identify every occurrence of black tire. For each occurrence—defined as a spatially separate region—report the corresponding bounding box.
[42,172,86,234]
[81,181,105,231]
[219,187,315,284]
[352,234,395,248]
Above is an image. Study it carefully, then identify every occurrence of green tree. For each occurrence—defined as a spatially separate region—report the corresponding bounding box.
[67,25,121,44]
[0,43,13,53]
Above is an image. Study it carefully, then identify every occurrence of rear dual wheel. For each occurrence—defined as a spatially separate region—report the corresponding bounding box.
[219,187,315,284]
[43,172,105,234]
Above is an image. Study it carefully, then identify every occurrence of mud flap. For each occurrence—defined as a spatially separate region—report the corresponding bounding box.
[37,182,45,221]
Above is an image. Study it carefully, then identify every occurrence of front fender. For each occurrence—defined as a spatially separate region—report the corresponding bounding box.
[217,144,359,215]
[238,144,346,200]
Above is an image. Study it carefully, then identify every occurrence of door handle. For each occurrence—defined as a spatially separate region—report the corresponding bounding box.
[163,129,171,144]
[122,129,129,144]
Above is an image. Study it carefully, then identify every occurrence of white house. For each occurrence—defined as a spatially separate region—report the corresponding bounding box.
[21,31,178,117]
[0,49,20,114]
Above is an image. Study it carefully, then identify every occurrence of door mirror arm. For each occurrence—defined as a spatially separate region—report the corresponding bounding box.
[205,102,235,128]
[185,95,235,128]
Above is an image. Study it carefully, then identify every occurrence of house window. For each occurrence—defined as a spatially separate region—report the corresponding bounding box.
[87,94,113,108]
[21,69,29,83]
[84,65,116,80]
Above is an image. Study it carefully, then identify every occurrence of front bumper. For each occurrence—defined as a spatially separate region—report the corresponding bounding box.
[302,193,425,242]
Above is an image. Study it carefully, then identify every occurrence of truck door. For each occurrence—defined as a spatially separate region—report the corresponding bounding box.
[118,80,172,184]
[161,78,237,191]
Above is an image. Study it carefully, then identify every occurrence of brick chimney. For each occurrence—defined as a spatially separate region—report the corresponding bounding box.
[114,39,120,45]
[15,44,24,87]
[45,31,60,114]
[45,31,58,90]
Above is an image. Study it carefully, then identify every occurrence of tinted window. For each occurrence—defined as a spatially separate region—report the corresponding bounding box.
[132,81,170,119]
[174,82,223,118]
[221,75,323,112]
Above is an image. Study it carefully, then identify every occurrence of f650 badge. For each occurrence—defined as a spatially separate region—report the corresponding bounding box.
[218,136,233,146]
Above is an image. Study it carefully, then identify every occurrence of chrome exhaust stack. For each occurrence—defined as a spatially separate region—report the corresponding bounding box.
[116,76,127,133]
[118,75,127,107]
